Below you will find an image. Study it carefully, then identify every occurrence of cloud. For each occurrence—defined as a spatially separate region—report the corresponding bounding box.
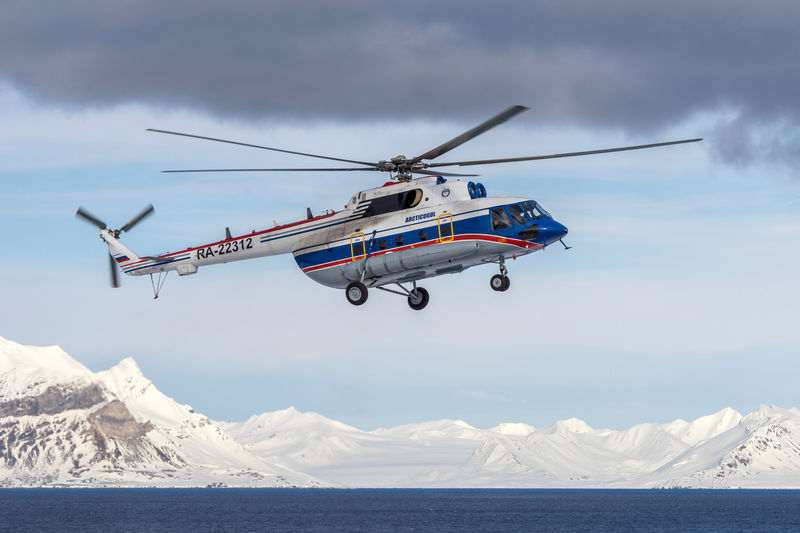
[2,1,800,166]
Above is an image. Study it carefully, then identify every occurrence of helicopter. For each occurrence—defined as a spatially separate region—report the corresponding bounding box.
[76,105,701,310]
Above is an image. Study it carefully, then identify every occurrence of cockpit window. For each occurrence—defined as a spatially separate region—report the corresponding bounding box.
[491,207,512,230]
[508,204,528,225]
[522,201,550,219]
[521,201,537,219]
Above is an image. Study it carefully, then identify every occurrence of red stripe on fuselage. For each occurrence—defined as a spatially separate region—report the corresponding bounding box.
[124,210,340,267]
[300,234,542,274]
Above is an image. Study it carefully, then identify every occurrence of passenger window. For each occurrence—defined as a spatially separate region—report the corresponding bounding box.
[508,204,528,225]
[352,242,364,256]
[363,189,423,217]
[491,208,512,230]
[395,235,405,246]
[418,230,428,241]
[377,239,387,250]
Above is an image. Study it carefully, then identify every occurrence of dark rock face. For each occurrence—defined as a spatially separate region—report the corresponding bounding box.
[89,400,151,440]
[85,399,184,470]
[0,387,186,483]
[0,414,92,474]
[0,384,105,417]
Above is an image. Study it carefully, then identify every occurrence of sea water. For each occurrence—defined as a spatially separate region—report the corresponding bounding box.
[0,488,798,532]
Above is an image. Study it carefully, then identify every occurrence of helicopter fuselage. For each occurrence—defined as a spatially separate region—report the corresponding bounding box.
[107,175,568,291]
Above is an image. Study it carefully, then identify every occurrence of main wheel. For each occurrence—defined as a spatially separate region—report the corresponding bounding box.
[345,281,368,306]
[490,274,507,292]
[500,275,510,291]
[407,287,430,310]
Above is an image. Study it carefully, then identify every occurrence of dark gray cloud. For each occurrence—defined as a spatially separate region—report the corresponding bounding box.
[2,1,799,163]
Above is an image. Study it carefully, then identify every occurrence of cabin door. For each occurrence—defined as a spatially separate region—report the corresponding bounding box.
[437,214,454,242]
[350,233,366,261]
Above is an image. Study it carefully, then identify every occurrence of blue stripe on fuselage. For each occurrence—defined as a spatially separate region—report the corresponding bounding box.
[293,214,490,270]
[293,211,553,270]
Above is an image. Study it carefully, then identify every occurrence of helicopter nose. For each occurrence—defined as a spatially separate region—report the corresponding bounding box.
[539,219,568,246]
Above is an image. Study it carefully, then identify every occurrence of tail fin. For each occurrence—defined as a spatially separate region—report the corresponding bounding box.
[99,230,141,272]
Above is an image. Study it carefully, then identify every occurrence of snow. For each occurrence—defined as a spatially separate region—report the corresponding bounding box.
[491,422,535,436]
[2,335,800,488]
[0,336,94,399]
[661,407,743,446]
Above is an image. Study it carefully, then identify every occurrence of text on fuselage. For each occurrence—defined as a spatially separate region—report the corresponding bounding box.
[197,237,253,260]
[405,211,435,223]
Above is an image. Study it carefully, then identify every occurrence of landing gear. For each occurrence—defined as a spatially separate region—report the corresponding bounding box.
[490,254,511,292]
[345,281,368,306]
[490,274,510,292]
[374,281,430,311]
[407,287,430,310]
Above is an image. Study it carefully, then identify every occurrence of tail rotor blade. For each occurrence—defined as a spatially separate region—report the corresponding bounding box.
[120,204,155,233]
[108,254,120,288]
[76,207,107,230]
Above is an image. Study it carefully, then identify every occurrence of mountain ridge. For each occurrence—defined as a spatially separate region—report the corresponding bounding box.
[2,336,799,488]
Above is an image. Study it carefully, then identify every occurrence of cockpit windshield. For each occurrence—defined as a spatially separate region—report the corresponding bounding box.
[521,201,551,219]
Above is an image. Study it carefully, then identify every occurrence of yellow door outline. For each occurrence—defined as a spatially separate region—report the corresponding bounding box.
[438,214,454,243]
[350,233,366,260]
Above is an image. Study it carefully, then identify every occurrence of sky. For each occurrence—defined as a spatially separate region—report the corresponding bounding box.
[1,1,798,430]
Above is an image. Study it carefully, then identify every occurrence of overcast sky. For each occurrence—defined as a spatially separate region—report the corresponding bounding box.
[1,1,798,430]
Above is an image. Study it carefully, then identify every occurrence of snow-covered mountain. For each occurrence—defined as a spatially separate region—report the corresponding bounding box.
[649,405,800,488]
[0,336,318,487]
[224,411,498,487]
[223,405,800,488]
[3,336,800,488]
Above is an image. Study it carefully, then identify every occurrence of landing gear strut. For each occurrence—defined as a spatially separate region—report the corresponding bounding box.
[375,281,430,311]
[490,255,510,292]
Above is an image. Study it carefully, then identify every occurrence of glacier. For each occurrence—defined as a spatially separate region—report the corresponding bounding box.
[2,336,799,488]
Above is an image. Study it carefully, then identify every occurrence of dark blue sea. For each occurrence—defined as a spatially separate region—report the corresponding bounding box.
[0,488,798,532]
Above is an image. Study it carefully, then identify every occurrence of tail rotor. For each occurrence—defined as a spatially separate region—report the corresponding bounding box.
[75,205,154,288]
[75,207,107,230]
[119,205,155,235]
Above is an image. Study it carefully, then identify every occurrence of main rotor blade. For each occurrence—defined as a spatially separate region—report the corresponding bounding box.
[426,138,703,168]
[411,170,479,177]
[120,204,155,233]
[147,129,378,168]
[75,207,107,230]
[108,254,120,288]
[411,105,529,163]
[161,167,379,173]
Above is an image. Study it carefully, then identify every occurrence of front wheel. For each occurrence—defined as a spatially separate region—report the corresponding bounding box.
[345,281,368,306]
[407,287,430,310]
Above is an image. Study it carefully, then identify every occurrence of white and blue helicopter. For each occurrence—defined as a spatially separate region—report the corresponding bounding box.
[77,106,700,310]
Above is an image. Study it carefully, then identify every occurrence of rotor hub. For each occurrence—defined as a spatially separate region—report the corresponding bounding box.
[377,156,428,181]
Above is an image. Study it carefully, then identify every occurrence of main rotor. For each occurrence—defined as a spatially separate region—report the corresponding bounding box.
[148,106,702,182]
